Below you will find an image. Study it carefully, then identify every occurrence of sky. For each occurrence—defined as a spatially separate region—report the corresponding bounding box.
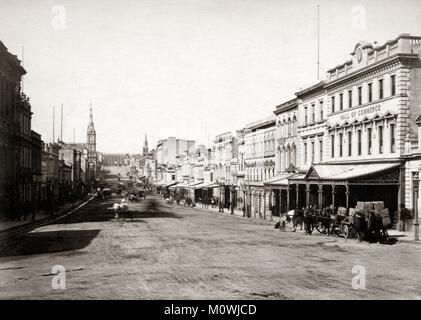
[1,0,421,153]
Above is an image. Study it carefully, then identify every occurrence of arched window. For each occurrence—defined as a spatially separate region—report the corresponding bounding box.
[292,144,296,166]
[292,116,297,135]
[276,146,282,174]
[281,146,285,172]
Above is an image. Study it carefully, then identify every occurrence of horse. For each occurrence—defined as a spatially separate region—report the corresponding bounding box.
[292,208,304,231]
[112,200,132,220]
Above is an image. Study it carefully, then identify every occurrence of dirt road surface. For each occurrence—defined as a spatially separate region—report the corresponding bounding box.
[0,196,420,299]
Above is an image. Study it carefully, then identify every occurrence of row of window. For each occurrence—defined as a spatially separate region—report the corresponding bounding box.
[331,74,396,113]
[0,79,17,120]
[278,147,297,170]
[278,120,297,138]
[302,123,396,164]
[301,74,398,128]
[247,167,275,182]
[331,123,396,158]
[303,139,324,165]
[247,140,276,155]
[21,147,32,169]
[304,100,324,126]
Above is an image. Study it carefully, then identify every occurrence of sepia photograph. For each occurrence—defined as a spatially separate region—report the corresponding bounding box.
[0,0,421,307]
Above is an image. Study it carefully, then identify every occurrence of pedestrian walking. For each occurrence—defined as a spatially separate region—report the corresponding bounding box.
[113,201,120,219]
[218,200,224,213]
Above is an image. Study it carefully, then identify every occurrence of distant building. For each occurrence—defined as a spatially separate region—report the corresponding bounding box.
[31,131,43,207]
[155,137,195,166]
[242,115,276,219]
[63,104,98,182]
[102,153,127,166]
[87,105,97,177]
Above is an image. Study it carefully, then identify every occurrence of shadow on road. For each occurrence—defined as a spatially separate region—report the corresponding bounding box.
[0,229,101,257]
[50,198,183,225]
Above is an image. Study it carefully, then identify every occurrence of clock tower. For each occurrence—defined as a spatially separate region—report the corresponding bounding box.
[87,103,97,172]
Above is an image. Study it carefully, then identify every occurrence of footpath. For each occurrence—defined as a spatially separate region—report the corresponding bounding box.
[0,196,95,244]
[174,201,420,245]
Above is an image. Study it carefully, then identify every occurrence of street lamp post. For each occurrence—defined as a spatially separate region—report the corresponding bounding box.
[413,172,419,241]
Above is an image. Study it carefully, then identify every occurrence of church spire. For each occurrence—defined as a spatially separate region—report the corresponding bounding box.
[88,99,95,132]
[89,99,93,124]
[143,133,148,156]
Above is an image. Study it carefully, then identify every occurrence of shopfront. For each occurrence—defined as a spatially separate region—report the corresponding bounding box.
[288,162,402,216]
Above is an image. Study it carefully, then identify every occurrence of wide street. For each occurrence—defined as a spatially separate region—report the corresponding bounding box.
[1,186,420,300]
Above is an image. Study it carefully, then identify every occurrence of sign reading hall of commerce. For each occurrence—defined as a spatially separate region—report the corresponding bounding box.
[340,104,382,121]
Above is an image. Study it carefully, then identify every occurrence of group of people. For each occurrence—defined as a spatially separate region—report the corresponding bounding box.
[282,204,390,243]
[166,193,194,207]
[112,198,128,219]
[288,204,336,234]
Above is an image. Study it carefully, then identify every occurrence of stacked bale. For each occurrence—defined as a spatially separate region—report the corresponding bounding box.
[354,201,390,227]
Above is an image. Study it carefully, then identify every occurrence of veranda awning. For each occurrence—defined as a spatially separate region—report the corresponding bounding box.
[199,182,220,189]
[290,162,401,183]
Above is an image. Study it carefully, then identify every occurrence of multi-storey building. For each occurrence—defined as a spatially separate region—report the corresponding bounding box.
[236,129,247,214]
[43,143,61,205]
[64,104,99,189]
[274,98,298,173]
[0,40,40,219]
[212,132,238,211]
[242,115,276,219]
[288,34,421,227]
[102,153,127,166]
[155,137,195,166]
[31,131,43,209]
[263,98,299,218]
[296,81,328,171]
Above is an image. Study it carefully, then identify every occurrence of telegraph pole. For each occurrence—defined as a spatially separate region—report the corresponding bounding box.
[53,106,55,143]
[317,4,320,80]
[60,104,63,142]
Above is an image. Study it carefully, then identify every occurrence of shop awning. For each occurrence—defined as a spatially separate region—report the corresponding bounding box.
[165,182,178,188]
[152,180,164,186]
[199,182,220,189]
[264,173,294,187]
[292,162,401,182]
[169,182,189,189]
[248,181,264,187]
[187,181,204,189]
[267,178,289,186]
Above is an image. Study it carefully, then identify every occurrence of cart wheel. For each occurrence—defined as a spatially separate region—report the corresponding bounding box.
[342,224,350,239]
[315,221,326,234]
[379,229,389,244]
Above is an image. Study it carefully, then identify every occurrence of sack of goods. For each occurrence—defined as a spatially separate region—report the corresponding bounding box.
[337,207,347,216]
[363,202,374,211]
[373,201,385,211]
[380,208,391,227]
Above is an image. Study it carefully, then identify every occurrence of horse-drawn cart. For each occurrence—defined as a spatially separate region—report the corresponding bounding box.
[294,202,391,243]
